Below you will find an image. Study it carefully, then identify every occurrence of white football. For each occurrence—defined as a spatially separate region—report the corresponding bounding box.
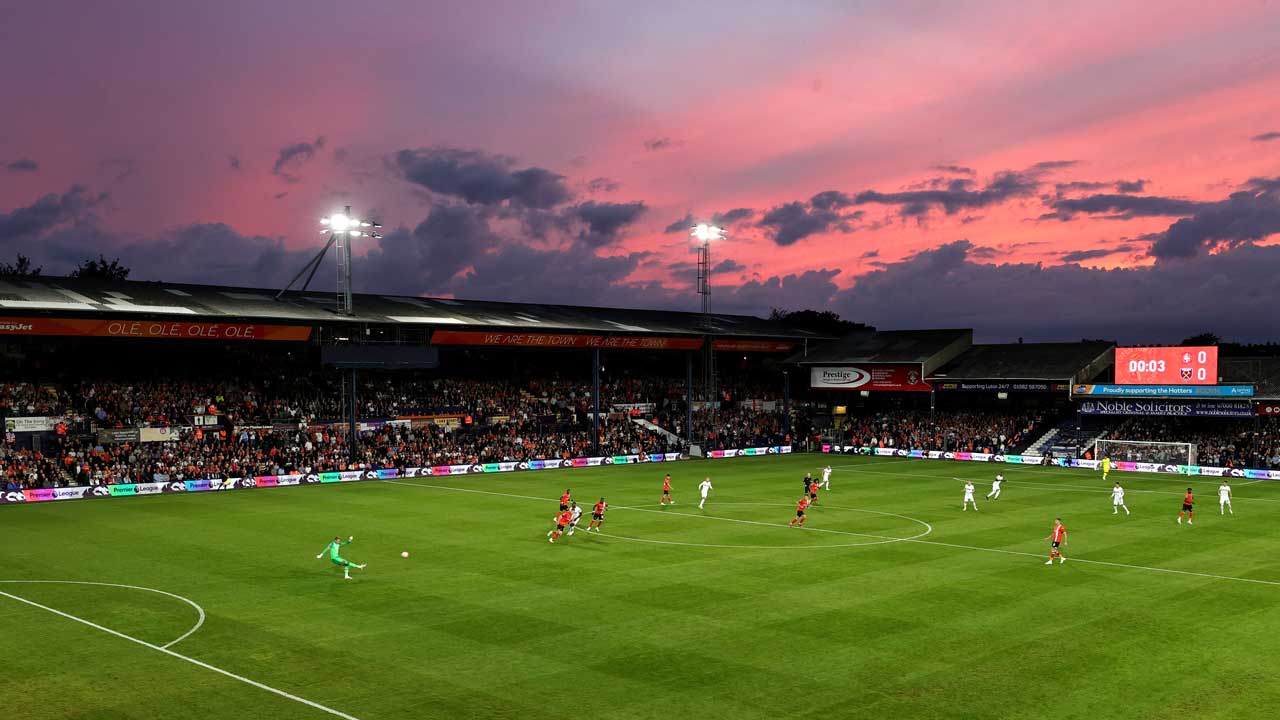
[400,551,410,558]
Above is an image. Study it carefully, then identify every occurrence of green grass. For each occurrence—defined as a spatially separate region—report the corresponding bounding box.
[4,454,1280,720]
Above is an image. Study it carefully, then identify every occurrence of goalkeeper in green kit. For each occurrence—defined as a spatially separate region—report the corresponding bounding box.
[317,535,366,580]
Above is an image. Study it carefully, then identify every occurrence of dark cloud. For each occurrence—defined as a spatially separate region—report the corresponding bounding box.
[1046,193,1203,220]
[854,168,1042,218]
[227,155,241,171]
[663,213,694,234]
[1246,176,1280,193]
[809,190,855,210]
[757,201,851,246]
[1054,180,1109,194]
[0,185,105,243]
[1031,160,1077,171]
[1147,183,1280,259]
[272,136,327,181]
[570,201,647,247]
[836,240,1280,342]
[643,137,678,151]
[361,203,500,294]
[450,242,650,305]
[1251,132,1280,143]
[1114,179,1147,193]
[712,207,755,226]
[114,224,302,287]
[393,148,571,209]
[585,177,619,193]
[718,269,842,315]
[711,259,745,273]
[664,208,754,234]
[5,159,38,173]
[1059,245,1134,263]
[930,164,975,176]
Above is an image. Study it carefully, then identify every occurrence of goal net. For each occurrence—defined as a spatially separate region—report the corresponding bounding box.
[1093,439,1197,466]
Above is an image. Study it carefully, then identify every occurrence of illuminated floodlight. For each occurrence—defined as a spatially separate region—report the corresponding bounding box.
[321,211,381,239]
[691,223,726,242]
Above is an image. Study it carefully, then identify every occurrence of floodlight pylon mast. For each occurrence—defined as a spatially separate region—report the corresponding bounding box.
[691,223,726,435]
[275,205,381,317]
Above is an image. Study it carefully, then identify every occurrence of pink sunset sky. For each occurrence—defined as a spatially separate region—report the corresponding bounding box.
[1,0,1278,341]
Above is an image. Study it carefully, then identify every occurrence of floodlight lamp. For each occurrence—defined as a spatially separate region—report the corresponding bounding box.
[327,213,351,232]
[691,224,725,242]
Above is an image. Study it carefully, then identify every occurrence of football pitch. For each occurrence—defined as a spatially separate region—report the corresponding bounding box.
[5,454,1280,720]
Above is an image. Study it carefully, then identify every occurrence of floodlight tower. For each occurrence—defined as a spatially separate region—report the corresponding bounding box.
[691,223,726,412]
[276,206,382,316]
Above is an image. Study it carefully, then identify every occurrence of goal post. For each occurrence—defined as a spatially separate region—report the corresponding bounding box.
[1093,439,1197,466]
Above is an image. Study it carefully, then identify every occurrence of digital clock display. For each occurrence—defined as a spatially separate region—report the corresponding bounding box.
[1115,346,1218,385]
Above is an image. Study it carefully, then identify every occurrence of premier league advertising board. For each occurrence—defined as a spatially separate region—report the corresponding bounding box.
[0,450,752,506]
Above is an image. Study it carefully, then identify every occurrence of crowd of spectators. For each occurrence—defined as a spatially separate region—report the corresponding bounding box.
[1098,416,1280,469]
[832,409,1046,455]
[2,371,786,489]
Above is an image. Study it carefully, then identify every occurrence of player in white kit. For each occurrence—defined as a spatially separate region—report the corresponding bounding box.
[963,479,978,511]
[986,474,1004,500]
[818,465,832,490]
[1111,482,1130,515]
[567,501,584,535]
[698,477,714,509]
[1219,481,1233,515]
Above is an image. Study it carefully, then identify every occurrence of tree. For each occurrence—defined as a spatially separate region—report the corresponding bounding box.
[69,255,130,281]
[0,254,42,277]
[768,308,870,337]
[1180,332,1221,347]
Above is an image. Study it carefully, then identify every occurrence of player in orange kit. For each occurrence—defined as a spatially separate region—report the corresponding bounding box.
[549,508,574,543]
[1178,487,1194,525]
[660,474,674,505]
[559,489,572,511]
[789,496,810,527]
[586,497,608,533]
[1044,518,1067,564]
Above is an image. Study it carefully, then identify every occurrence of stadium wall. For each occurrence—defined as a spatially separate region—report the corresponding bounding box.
[0,446,793,506]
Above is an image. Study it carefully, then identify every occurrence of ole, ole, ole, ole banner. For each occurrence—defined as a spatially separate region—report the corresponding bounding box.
[0,317,312,342]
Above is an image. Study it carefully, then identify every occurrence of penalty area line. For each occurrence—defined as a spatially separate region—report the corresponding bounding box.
[0,589,363,720]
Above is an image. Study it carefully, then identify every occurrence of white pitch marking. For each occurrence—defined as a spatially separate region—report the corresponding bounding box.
[0,591,363,720]
[385,479,1280,588]
[383,481,932,547]
[0,580,205,649]
[831,463,1280,503]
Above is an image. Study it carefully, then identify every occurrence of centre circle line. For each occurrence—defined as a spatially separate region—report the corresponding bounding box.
[601,501,933,549]
[0,579,206,649]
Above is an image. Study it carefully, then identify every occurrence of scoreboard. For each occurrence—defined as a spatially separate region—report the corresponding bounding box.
[1115,346,1217,385]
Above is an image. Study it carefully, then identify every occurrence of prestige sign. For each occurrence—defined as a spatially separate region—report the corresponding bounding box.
[0,317,312,342]
[810,364,931,392]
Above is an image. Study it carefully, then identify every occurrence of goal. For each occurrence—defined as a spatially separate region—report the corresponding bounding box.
[1093,439,1197,466]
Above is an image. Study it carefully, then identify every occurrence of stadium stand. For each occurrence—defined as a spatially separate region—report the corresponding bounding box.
[929,341,1114,386]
